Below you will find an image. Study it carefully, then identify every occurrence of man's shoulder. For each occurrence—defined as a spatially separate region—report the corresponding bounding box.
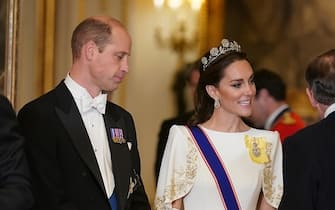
[106,101,132,118]
[276,111,305,127]
[18,82,67,117]
[0,94,12,109]
[284,120,325,146]
[20,89,57,111]
[272,110,306,140]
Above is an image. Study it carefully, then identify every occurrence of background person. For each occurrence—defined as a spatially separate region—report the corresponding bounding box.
[155,39,283,210]
[154,60,200,182]
[248,68,305,142]
[18,16,150,210]
[0,94,33,210]
[279,49,335,209]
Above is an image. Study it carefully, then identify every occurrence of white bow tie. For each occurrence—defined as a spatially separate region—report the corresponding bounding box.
[81,93,107,114]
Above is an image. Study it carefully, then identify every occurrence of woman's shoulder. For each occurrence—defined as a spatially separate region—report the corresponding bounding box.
[170,124,189,133]
[248,128,280,142]
[168,125,197,145]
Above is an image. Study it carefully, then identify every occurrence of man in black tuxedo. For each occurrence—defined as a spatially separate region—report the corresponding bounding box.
[0,94,33,210]
[18,16,150,210]
[279,49,335,209]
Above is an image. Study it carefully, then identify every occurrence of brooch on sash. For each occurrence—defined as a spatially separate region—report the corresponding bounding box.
[244,135,270,164]
[110,128,126,144]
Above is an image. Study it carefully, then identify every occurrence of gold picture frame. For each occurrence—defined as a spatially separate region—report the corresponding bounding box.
[2,0,19,104]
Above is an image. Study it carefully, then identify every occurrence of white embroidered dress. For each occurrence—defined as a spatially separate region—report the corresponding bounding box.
[155,125,283,210]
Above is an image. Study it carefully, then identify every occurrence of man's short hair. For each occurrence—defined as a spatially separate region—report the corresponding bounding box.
[71,18,112,61]
[305,49,335,105]
[254,68,286,101]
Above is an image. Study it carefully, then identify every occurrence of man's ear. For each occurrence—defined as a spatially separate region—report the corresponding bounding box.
[83,40,97,61]
[255,88,268,102]
[258,88,277,105]
[306,87,318,108]
[258,89,270,98]
[205,85,217,100]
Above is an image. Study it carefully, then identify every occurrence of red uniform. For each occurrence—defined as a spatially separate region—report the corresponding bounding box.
[271,111,305,143]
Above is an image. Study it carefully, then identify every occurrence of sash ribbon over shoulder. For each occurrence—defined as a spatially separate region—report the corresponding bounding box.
[187,125,241,210]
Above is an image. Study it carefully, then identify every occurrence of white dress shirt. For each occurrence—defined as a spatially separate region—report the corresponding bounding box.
[324,103,335,118]
[64,74,115,198]
[264,104,289,130]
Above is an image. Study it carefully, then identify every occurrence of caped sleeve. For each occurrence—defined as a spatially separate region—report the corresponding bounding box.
[155,125,198,210]
[262,131,283,208]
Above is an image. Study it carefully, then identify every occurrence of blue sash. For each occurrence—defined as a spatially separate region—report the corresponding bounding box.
[108,191,118,210]
[188,125,240,210]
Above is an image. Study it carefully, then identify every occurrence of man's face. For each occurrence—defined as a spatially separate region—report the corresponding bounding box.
[249,91,268,128]
[89,25,132,92]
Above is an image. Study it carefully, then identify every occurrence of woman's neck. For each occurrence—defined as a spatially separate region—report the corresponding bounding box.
[201,112,250,132]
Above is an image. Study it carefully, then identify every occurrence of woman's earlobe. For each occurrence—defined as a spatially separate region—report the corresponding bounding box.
[205,85,216,99]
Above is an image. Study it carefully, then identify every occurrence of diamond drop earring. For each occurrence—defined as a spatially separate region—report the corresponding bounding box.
[214,98,220,108]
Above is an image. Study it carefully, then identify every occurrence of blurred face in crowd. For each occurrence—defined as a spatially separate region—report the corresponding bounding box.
[249,91,268,128]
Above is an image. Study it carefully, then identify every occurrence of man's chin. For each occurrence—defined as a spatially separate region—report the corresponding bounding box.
[103,85,119,93]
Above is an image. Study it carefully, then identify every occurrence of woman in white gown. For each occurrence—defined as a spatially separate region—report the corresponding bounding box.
[155,39,283,210]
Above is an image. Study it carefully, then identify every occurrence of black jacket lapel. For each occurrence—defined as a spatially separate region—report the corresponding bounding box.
[54,82,106,196]
[104,103,131,209]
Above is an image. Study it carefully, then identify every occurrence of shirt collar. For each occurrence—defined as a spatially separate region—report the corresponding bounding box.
[64,74,107,114]
[64,74,91,100]
[324,103,335,118]
[264,104,289,129]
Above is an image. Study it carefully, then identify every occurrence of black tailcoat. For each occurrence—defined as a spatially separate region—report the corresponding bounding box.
[18,82,151,210]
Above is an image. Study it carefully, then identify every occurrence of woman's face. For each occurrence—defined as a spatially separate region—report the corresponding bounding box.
[214,59,256,117]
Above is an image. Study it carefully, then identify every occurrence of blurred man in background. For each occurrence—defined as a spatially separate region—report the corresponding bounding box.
[154,60,200,182]
[248,68,305,142]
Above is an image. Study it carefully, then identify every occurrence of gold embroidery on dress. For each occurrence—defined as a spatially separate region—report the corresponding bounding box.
[245,135,283,207]
[155,136,198,210]
[262,141,283,207]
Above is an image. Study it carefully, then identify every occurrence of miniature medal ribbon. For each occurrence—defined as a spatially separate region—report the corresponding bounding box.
[110,128,126,144]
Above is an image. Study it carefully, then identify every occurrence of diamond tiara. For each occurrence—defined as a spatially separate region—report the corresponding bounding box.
[201,39,241,71]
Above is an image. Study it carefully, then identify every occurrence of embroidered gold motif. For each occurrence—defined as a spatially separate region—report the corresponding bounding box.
[244,135,270,164]
[262,141,283,207]
[155,136,198,210]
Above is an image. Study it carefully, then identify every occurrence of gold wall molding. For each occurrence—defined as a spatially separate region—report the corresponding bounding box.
[4,0,20,104]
